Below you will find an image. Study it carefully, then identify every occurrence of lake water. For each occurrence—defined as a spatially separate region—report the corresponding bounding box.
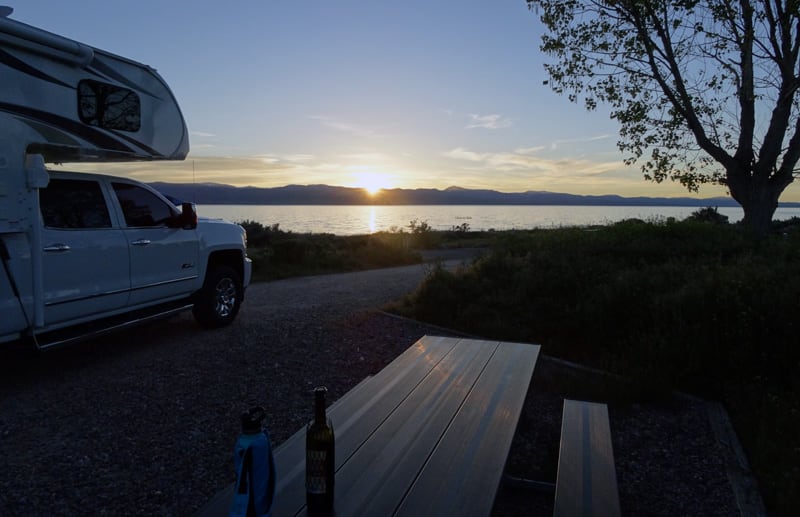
[198,204,800,235]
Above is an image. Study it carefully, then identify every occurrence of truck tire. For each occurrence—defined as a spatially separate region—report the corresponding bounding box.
[193,265,243,328]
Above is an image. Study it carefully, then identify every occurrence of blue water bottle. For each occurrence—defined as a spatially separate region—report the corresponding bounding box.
[230,406,276,517]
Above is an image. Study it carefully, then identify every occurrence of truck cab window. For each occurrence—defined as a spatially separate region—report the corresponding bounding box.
[113,183,176,227]
[40,179,111,229]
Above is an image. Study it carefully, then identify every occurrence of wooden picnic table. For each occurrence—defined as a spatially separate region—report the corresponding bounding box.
[198,335,540,517]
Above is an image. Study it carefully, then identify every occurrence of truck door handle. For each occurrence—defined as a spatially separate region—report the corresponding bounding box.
[131,239,151,246]
[43,243,71,252]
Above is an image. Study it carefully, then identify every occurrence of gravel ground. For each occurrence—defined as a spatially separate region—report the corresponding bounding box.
[0,254,752,516]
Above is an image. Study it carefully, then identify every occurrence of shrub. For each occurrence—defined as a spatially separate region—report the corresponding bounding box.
[450,222,470,233]
[686,206,729,224]
[408,219,440,249]
[241,224,422,281]
[238,219,286,247]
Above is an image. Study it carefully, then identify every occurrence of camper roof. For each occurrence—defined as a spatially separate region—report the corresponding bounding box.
[0,9,189,163]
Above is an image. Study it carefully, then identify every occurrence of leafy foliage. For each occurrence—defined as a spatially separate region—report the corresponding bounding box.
[527,0,800,234]
[408,219,441,248]
[686,206,730,224]
[238,220,422,280]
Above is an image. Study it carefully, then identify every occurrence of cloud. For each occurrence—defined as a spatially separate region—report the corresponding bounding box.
[308,115,379,138]
[442,147,486,162]
[257,153,315,164]
[443,147,549,172]
[51,155,319,188]
[190,143,217,150]
[337,152,391,162]
[190,130,216,138]
[547,134,614,150]
[514,146,547,155]
[436,146,660,195]
[443,146,625,178]
[465,113,512,130]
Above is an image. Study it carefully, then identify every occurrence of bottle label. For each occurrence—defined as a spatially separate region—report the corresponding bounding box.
[306,449,328,494]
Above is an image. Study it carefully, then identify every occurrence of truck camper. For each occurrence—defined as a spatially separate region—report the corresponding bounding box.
[0,8,251,349]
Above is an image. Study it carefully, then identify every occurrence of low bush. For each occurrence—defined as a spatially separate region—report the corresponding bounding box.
[686,206,730,224]
[239,220,422,280]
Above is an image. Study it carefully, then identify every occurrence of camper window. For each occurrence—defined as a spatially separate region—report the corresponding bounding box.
[77,80,141,132]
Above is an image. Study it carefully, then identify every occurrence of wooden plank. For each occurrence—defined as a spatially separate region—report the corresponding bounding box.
[395,341,540,517]
[553,400,621,517]
[329,338,501,516]
[271,335,461,516]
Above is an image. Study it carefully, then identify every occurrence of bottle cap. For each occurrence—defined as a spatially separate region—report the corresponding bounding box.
[240,406,266,433]
[313,386,328,400]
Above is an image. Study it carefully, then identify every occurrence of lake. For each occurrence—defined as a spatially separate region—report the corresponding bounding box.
[197,204,800,235]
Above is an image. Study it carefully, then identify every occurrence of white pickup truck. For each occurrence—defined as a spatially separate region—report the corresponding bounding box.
[0,10,252,349]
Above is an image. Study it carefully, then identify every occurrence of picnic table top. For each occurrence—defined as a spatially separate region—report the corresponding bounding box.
[198,335,540,517]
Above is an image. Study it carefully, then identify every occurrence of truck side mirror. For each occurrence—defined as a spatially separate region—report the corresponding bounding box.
[180,202,198,229]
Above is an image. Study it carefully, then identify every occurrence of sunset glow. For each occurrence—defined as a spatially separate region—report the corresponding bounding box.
[14,1,800,202]
[352,172,394,196]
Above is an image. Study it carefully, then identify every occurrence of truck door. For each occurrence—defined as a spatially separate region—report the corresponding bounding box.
[111,182,199,306]
[39,178,130,325]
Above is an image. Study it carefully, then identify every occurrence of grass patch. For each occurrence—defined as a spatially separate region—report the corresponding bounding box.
[239,218,502,281]
[389,218,800,514]
[239,220,423,281]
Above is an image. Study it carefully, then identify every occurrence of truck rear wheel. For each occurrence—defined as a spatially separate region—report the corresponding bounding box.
[193,265,243,328]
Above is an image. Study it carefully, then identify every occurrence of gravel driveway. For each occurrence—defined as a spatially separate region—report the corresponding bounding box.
[0,259,471,516]
[0,253,754,516]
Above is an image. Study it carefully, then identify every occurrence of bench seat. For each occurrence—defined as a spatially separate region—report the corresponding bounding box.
[553,399,620,517]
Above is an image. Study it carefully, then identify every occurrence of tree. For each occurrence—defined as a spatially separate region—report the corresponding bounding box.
[528,0,800,235]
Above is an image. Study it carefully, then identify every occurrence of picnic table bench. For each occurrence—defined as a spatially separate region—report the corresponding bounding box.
[197,335,540,516]
[554,399,620,517]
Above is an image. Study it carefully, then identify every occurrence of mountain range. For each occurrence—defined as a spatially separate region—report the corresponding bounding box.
[150,182,800,207]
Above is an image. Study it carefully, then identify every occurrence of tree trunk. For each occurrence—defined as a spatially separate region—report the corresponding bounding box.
[735,180,783,237]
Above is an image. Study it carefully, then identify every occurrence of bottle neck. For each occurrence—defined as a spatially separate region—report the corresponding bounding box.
[314,393,326,425]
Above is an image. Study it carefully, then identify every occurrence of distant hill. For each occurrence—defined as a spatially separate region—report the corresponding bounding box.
[150,182,800,207]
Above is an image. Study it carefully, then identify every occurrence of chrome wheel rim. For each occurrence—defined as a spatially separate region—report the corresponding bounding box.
[214,278,237,318]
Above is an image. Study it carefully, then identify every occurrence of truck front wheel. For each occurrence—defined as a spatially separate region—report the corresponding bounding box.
[193,265,243,328]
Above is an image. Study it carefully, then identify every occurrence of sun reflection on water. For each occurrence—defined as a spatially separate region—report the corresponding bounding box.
[368,206,377,234]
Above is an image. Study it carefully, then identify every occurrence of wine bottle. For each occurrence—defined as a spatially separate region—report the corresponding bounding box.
[306,386,335,514]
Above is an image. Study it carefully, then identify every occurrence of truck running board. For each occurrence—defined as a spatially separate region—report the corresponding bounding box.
[31,301,193,351]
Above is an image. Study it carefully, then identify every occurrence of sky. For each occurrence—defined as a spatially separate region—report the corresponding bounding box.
[9,0,799,201]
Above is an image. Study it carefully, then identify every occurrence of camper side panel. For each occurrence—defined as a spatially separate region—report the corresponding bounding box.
[1,14,189,162]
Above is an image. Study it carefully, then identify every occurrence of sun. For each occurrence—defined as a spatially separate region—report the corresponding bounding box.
[352,171,392,196]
